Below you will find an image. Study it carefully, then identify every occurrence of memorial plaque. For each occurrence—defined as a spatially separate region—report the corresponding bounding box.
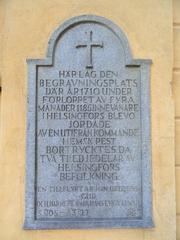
[24,15,153,229]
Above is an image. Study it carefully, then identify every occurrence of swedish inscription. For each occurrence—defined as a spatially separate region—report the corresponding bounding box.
[24,15,153,229]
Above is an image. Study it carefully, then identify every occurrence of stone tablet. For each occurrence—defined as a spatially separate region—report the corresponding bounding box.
[24,15,153,229]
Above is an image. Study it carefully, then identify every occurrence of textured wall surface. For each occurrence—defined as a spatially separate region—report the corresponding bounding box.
[173,0,180,239]
[0,0,175,239]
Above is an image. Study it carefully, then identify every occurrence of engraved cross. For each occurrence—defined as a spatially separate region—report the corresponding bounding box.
[76,31,103,69]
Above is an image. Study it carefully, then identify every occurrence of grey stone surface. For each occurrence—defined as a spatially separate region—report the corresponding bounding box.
[24,15,153,229]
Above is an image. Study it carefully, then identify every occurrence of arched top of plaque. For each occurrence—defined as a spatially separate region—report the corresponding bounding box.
[47,15,133,64]
[27,15,152,66]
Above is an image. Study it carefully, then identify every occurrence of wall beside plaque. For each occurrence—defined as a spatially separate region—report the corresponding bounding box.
[24,15,153,229]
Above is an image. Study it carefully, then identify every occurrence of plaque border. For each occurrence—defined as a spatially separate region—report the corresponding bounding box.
[24,14,153,229]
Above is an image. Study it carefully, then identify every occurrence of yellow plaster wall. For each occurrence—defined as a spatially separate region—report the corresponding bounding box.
[0,0,176,240]
[173,0,180,239]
